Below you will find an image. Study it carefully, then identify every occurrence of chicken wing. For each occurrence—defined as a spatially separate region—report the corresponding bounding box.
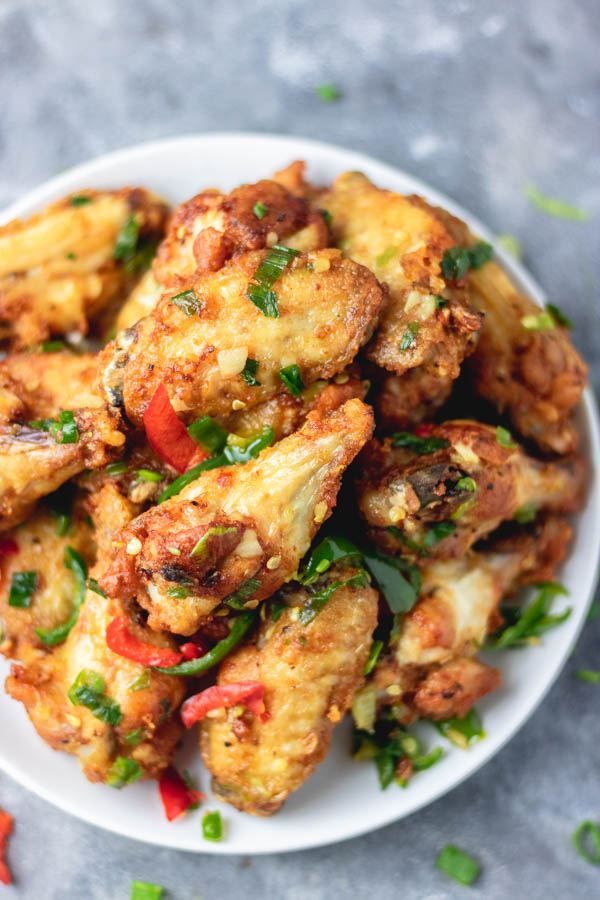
[357,420,584,559]
[101,248,384,427]
[0,351,125,530]
[467,261,587,455]
[321,172,482,379]
[0,504,94,663]
[372,368,454,432]
[201,564,378,815]
[5,482,185,784]
[0,188,168,349]
[99,398,374,634]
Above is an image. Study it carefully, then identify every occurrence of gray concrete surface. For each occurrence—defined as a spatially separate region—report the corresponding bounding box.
[0,0,599,897]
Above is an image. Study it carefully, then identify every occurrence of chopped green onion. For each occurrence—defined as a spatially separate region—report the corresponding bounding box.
[279,364,304,396]
[135,468,162,482]
[524,184,589,222]
[514,503,537,524]
[497,233,522,259]
[107,756,142,789]
[55,513,71,536]
[300,535,363,585]
[392,432,449,454]
[225,577,262,610]
[450,497,476,520]
[575,669,600,684]
[202,810,224,842]
[246,244,299,318]
[241,358,261,386]
[422,521,456,548]
[320,208,332,228]
[166,585,190,599]
[125,728,145,746]
[187,416,228,454]
[41,339,65,352]
[246,285,279,317]
[106,460,128,476]
[441,241,492,279]
[88,577,107,598]
[376,752,396,790]
[270,598,287,622]
[489,582,571,649]
[573,821,600,865]
[412,746,444,771]
[399,322,419,351]
[8,571,38,608]
[387,526,427,557]
[190,525,237,559]
[455,476,477,492]
[496,425,517,449]
[130,881,164,900]
[36,546,88,646]
[127,671,150,692]
[299,572,368,625]
[123,238,158,276]
[546,303,573,329]
[436,845,480,885]
[364,640,384,675]
[158,611,257,676]
[436,709,485,748]
[433,294,447,308]
[68,668,122,725]
[171,289,202,317]
[51,410,78,444]
[70,195,91,206]
[28,418,54,431]
[114,215,140,261]
[521,312,556,330]
[362,548,421,615]
[316,84,340,102]
[468,241,493,269]
[375,246,397,267]
[253,202,268,219]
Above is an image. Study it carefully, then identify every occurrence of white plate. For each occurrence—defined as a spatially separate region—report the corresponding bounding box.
[1,133,598,855]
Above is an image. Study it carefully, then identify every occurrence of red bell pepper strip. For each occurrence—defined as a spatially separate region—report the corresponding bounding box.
[181,681,269,727]
[0,809,13,886]
[0,538,18,557]
[143,383,208,474]
[106,616,183,668]
[158,766,205,821]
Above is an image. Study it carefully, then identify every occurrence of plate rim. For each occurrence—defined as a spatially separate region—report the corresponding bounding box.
[1,131,598,854]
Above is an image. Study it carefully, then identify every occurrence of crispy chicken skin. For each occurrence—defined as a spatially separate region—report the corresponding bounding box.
[370,517,571,721]
[0,351,125,530]
[153,179,328,288]
[373,368,454,431]
[0,506,95,663]
[321,172,482,378]
[115,268,163,332]
[5,482,185,784]
[467,261,587,455]
[357,420,584,559]
[100,399,374,635]
[101,247,384,427]
[201,565,378,815]
[0,188,168,349]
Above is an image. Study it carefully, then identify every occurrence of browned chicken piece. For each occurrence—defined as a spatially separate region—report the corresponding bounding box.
[0,351,125,530]
[99,399,374,635]
[357,420,584,559]
[101,248,384,428]
[373,368,454,432]
[115,268,163,331]
[0,505,94,663]
[321,171,482,380]
[201,564,378,815]
[153,179,328,288]
[272,160,323,204]
[467,261,587,455]
[0,188,168,349]
[5,482,185,784]
[367,516,572,722]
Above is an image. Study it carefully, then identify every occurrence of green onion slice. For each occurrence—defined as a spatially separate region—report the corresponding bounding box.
[246,244,299,318]
[299,572,368,625]
[114,215,140,261]
[224,577,262,610]
[375,246,397,268]
[190,526,237,559]
[436,844,480,885]
[399,321,419,351]
[300,535,363,585]
[51,410,78,444]
[422,521,456,548]
[573,820,600,865]
[70,195,92,206]
[279,364,304,396]
[363,640,384,675]
[241,358,261,386]
[524,184,589,222]
[107,756,142,789]
[546,302,572,329]
[391,432,449,454]
[130,880,164,900]
[436,708,485,748]
[253,202,268,219]
[135,468,162,482]
[106,460,128,476]
[361,549,421,615]
[202,810,224,842]
[68,668,123,725]
[496,425,517,449]
[8,571,38,608]
[489,582,571,649]
[575,669,600,684]
[171,289,201,316]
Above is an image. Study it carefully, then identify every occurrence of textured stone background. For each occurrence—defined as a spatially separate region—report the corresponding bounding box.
[0,0,599,897]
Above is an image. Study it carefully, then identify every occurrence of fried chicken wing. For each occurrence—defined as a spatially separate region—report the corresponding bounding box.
[0,189,168,349]
[0,351,125,530]
[357,421,584,559]
[467,261,587,455]
[115,268,163,332]
[5,482,185,784]
[101,248,384,427]
[100,399,374,634]
[322,172,482,380]
[201,565,378,815]
[0,505,94,663]
[373,368,454,431]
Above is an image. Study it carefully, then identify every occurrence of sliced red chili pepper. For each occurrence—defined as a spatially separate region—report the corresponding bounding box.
[0,809,13,886]
[106,616,183,668]
[181,681,269,727]
[0,538,18,556]
[143,383,208,474]
[180,641,208,661]
[414,423,436,437]
[158,766,205,821]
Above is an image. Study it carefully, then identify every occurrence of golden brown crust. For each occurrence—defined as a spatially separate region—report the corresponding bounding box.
[201,566,378,815]
[373,368,453,431]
